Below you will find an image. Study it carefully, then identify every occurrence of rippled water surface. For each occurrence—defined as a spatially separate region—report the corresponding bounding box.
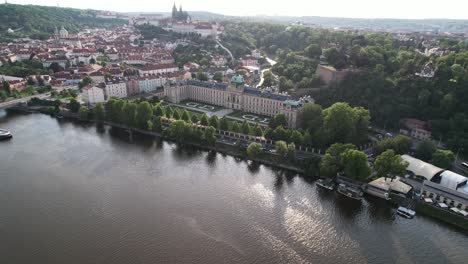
[0,110,467,264]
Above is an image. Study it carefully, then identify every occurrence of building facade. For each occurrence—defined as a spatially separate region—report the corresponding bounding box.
[164,75,302,127]
[138,64,179,76]
[82,86,105,104]
[105,78,127,99]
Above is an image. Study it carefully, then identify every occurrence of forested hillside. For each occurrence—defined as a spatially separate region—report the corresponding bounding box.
[0,4,127,40]
[222,21,468,154]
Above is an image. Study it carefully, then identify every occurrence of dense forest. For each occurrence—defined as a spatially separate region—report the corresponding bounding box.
[0,4,127,40]
[221,21,468,155]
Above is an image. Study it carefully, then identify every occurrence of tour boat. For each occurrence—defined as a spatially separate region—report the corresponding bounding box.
[316,178,336,191]
[397,206,416,219]
[337,183,364,200]
[0,129,12,140]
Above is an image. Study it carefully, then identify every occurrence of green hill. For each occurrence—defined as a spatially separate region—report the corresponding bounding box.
[0,4,127,40]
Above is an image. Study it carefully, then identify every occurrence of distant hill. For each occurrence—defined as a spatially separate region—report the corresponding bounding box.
[0,4,127,40]
[238,15,468,33]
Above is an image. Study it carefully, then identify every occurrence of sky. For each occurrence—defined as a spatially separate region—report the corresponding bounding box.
[6,0,468,19]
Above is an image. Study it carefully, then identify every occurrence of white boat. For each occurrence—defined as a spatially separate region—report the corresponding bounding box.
[316,178,336,191]
[397,206,416,219]
[0,129,12,140]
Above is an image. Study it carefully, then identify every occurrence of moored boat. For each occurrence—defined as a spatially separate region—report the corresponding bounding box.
[337,183,364,200]
[397,206,416,219]
[316,178,336,191]
[0,129,12,140]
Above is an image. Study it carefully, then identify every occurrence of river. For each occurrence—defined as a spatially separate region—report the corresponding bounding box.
[0,110,467,264]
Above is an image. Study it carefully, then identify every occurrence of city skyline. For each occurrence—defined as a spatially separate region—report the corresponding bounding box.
[6,0,468,20]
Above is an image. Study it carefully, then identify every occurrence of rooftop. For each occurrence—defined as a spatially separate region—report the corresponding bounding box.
[231,74,244,84]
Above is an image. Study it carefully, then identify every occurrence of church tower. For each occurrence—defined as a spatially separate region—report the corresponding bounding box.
[172,2,177,19]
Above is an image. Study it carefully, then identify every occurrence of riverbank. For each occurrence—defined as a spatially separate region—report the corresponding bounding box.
[49,111,309,175]
[416,202,468,231]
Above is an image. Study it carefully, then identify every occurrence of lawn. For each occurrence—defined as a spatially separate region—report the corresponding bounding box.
[226,111,271,125]
[179,100,224,112]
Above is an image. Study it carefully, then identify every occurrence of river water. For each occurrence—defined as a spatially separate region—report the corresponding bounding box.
[0,110,467,264]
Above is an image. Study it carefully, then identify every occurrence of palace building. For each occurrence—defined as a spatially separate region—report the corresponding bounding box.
[164,75,303,128]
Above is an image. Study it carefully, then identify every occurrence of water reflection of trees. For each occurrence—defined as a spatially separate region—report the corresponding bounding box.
[247,161,261,173]
[205,150,217,165]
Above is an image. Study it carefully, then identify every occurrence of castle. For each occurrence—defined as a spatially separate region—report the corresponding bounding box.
[172,3,190,23]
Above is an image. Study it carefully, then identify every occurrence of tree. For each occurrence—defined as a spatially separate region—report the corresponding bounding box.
[213,72,224,82]
[181,110,191,122]
[247,142,262,159]
[275,140,288,157]
[78,106,89,120]
[89,58,96,64]
[270,125,289,142]
[241,121,251,134]
[68,98,81,113]
[167,120,187,142]
[93,103,104,121]
[374,135,412,155]
[2,80,11,96]
[262,71,275,87]
[305,44,322,58]
[153,116,162,132]
[0,90,7,101]
[416,139,436,161]
[153,105,164,117]
[341,149,371,181]
[219,117,229,131]
[136,101,153,129]
[290,130,303,145]
[79,76,93,88]
[274,114,287,127]
[105,99,118,122]
[374,150,408,180]
[191,114,199,124]
[27,77,35,86]
[196,71,208,81]
[232,122,241,133]
[114,100,126,124]
[298,103,323,134]
[320,143,356,177]
[200,114,209,126]
[48,62,63,73]
[173,110,181,120]
[165,106,173,118]
[303,131,312,146]
[323,102,362,144]
[287,143,296,160]
[209,115,219,128]
[432,150,455,169]
[204,126,217,146]
[254,124,263,137]
[122,102,137,127]
[392,135,413,154]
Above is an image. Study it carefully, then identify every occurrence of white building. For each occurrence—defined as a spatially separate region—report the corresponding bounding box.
[165,75,302,128]
[82,86,105,104]
[212,55,226,66]
[105,78,127,99]
[138,64,179,76]
[139,76,167,93]
[240,57,259,67]
[251,49,262,59]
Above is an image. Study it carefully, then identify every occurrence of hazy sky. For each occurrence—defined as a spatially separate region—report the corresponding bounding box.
[7,0,468,19]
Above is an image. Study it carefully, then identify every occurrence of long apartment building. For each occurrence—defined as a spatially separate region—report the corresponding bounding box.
[164,75,303,128]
